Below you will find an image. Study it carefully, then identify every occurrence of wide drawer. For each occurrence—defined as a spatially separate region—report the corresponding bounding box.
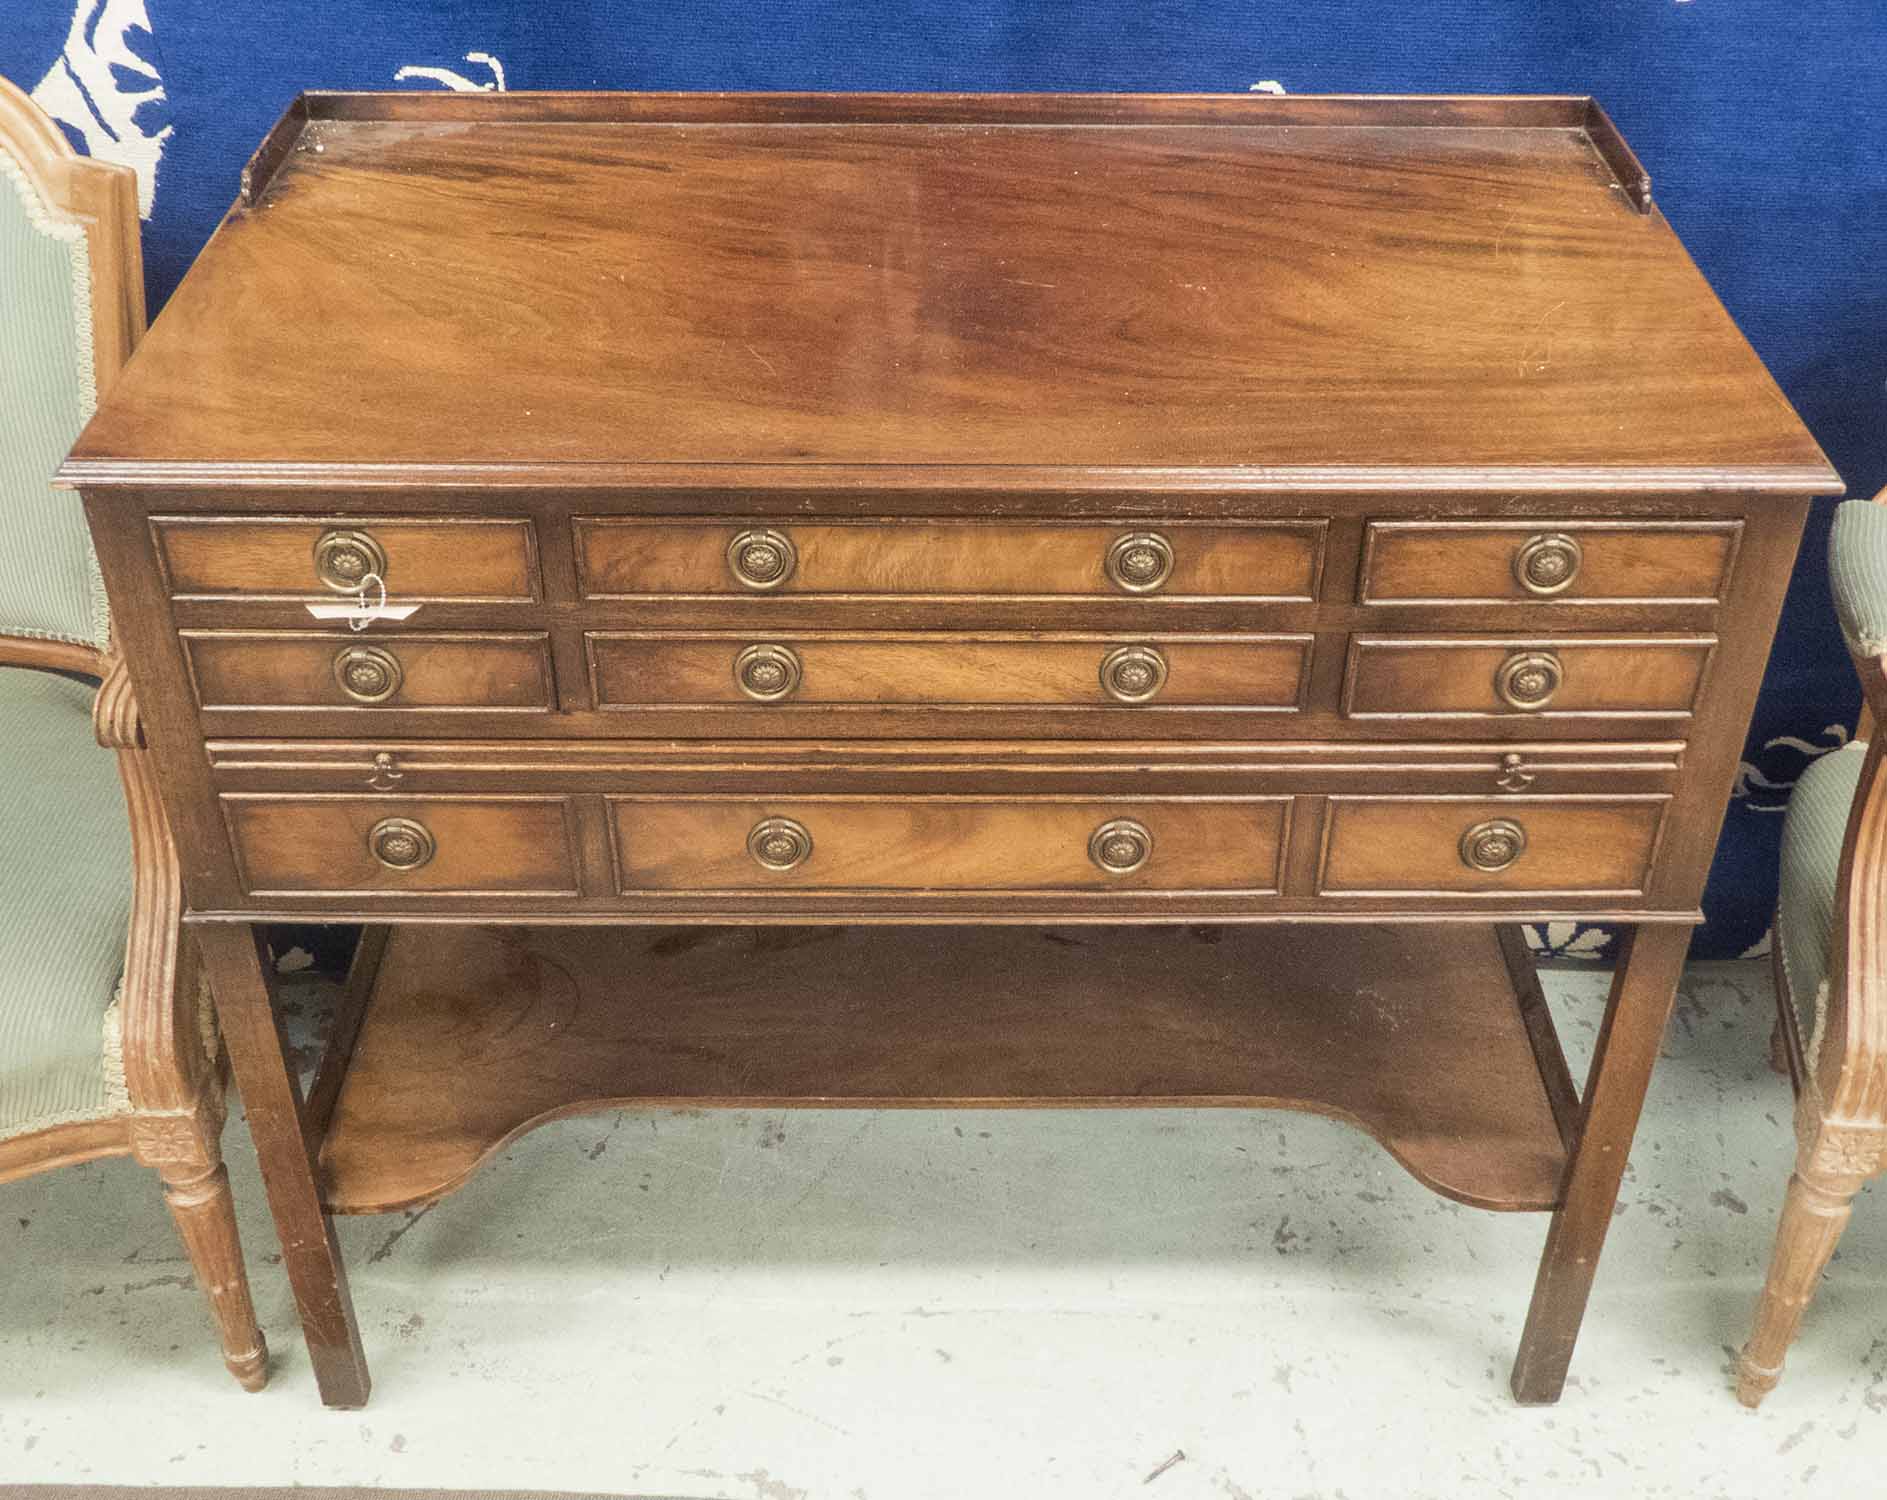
[1358,520,1740,604]
[153,516,539,600]
[1343,636,1713,719]
[183,631,553,711]
[574,519,1325,599]
[221,795,579,896]
[608,797,1290,892]
[586,633,1310,711]
[1317,796,1668,896]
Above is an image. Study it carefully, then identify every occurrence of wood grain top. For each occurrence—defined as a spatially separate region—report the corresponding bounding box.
[66,93,1836,491]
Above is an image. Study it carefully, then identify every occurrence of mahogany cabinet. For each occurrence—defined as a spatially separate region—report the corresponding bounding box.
[62,92,1839,1407]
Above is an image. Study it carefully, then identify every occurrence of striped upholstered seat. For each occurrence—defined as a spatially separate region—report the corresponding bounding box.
[0,668,130,1139]
[1776,738,1867,1069]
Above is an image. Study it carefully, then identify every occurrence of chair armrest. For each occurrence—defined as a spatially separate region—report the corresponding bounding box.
[93,651,144,750]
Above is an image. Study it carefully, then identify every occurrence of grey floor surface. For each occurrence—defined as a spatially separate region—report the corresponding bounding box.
[1,957,1883,1498]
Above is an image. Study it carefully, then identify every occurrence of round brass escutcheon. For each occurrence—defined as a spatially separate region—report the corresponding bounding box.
[1513,532,1583,597]
[313,528,388,594]
[1104,531,1175,594]
[734,643,803,703]
[727,528,798,591]
[748,816,813,872]
[1100,644,1169,704]
[367,816,436,872]
[1089,817,1153,875]
[1459,818,1527,873]
[333,644,403,705]
[1495,650,1563,711]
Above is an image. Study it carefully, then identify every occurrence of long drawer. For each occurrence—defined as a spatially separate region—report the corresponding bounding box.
[574,518,1326,599]
[608,797,1290,892]
[586,633,1311,711]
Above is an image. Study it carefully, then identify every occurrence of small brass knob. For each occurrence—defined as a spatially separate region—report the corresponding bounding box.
[333,644,403,704]
[1460,819,1527,873]
[367,816,435,871]
[1100,644,1168,704]
[1513,533,1582,597]
[1495,650,1563,711]
[313,528,387,593]
[748,816,813,872]
[1089,817,1153,875]
[1105,531,1174,594]
[727,528,797,590]
[734,643,802,702]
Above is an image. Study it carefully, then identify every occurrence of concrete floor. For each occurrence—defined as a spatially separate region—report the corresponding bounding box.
[1,957,1884,1498]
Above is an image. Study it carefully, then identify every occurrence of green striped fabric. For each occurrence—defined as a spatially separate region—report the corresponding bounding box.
[1830,501,1887,657]
[0,152,108,650]
[1777,739,1868,1066]
[0,668,130,1140]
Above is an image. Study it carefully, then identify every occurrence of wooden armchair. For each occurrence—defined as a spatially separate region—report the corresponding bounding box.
[1737,490,1887,1405]
[0,74,267,1389]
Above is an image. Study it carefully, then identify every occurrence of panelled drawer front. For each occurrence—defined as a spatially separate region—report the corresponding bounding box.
[609,798,1289,892]
[588,634,1310,710]
[1359,520,1741,604]
[1343,637,1713,718]
[154,517,539,600]
[183,632,553,711]
[1318,796,1668,896]
[575,519,1324,599]
[222,795,579,895]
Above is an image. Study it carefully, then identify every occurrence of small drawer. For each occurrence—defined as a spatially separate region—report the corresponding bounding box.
[609,797,1290,893]
[182,632,553,711]
[1342,636,1713,719]
[221,795,579,896]
[1358,520,1740,605]
[587,633,1311,711]
[574,518,1324,600]
[1317,796,1668,896]
[152,516,539,600]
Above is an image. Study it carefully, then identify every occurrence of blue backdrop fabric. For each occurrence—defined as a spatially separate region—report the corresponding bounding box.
[4,2,1882,961]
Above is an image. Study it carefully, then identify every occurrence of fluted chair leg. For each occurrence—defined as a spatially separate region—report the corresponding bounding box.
[158,1155,269,1391]
[1736,1150,1865,1407]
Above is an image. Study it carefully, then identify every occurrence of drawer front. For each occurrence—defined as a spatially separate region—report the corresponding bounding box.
[1318,796,1667,896]
[588,634,1310,711]
[575,519,1324,599]
[1343,637,1713,719]
[154,517,538,600]
[183,632,553,711]
[610,798,1289,892]
[1359,520,1740,604]
[222,795,579,896]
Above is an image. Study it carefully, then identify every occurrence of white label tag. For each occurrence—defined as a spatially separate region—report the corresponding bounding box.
[304,602,422,623]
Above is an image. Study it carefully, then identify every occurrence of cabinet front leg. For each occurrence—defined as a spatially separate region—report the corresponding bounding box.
[196,922,371,1408]
[1509,921,1689,1404]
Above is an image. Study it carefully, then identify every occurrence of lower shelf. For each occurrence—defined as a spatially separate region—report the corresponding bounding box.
[317,922,1573,1216]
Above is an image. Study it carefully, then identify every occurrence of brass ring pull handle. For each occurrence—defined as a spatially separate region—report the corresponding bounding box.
[1513,532,1582,596]
[1089,817,1153,875]
[333,644,403,704]
[727,528,798,590]
[1100,644,1168,704]
[734,643,803,702]
[313,528,388,593]
[368,816,436,872]
[748,816,813,872]
[1459,818,1527,873]
[1495,650,1563,711]
[1104,531,1174,594]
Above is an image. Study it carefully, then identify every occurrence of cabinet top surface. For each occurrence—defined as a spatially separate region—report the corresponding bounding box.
[67,93,1835,491]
